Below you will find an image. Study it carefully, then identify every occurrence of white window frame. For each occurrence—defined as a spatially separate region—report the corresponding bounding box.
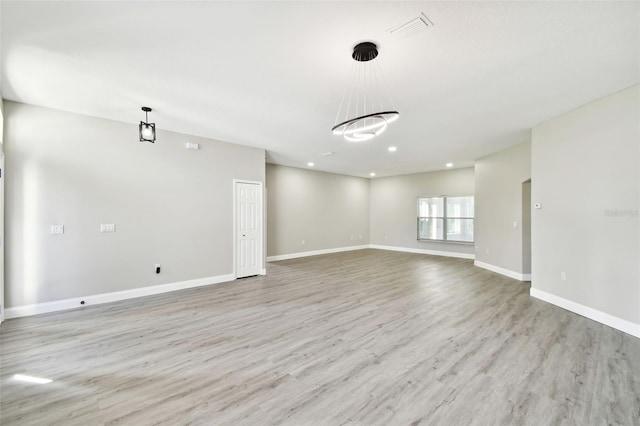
[417,196,474,243]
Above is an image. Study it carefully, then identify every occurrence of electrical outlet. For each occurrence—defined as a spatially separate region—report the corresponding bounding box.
[51,225,64,235]
[301,239,305,245]
[155,264,161,274]
[561,272,567,281]
[100,224,116,233]
[350,235,354,240]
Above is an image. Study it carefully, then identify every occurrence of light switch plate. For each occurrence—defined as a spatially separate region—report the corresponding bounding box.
[51,225,64,235]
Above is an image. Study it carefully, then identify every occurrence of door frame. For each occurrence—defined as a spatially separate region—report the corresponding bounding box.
[0,151,4,323]
[232,179,265,279]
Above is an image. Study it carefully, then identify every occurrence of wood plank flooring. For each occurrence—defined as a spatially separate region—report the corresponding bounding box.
[1,249,639,425]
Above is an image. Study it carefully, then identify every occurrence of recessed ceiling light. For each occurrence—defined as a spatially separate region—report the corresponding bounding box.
[13,374,52,384]
[388,146,397,152]
[446,163,454,168]
[370,172,376,177]
[307,162,314,167]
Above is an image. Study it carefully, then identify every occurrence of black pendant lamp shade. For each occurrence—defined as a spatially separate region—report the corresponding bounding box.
[139,107,156,143]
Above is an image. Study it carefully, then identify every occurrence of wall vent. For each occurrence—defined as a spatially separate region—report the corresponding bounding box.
[389,13,433,39]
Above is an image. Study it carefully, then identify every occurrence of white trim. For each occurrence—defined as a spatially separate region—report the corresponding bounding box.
[5,274,234,319]
[0,150,4,324]
[370,244,475,260]
[267,245,370,262]
[267,244,476,262]
[530,287,640,338]
[261,268,267,275]
[474,260,530,281]
[233,179,264,279]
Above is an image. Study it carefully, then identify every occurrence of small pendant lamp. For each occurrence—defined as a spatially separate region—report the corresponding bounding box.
[139,106,156,143]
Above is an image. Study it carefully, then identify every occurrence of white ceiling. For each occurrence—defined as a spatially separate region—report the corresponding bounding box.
[1,1,638,178]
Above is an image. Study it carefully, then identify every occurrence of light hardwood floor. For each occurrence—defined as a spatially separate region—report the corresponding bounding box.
[1,249,639,425]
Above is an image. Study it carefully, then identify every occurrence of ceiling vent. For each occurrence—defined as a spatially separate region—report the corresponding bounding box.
[389,13,433,39]
[320,151,336,157]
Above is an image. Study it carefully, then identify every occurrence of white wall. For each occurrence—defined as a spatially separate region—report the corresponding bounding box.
[369,168,475,257]
[4,101,265,308]
[0,94,4,142]
[531,85,639,332]
[474,142,531,278]
[0,97,4,322]
[266,164,369,257]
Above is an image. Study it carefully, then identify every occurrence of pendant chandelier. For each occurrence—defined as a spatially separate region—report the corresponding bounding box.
[332,42,399,142]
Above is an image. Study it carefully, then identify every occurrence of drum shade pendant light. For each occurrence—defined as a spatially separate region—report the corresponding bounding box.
[332,42,399,142]
[139,107,156,143]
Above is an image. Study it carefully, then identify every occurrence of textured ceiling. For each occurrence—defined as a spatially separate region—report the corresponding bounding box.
[1,1,638,178]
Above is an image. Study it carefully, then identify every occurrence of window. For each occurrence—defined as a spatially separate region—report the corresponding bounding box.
[418,196,474,242]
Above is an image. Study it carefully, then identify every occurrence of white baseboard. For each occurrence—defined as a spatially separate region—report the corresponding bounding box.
[266,245,370,262]
[5,274,235,319]
[474,260,530,281]
[370,244,475,260]
[267,244,475,262]
[530,287,640,338]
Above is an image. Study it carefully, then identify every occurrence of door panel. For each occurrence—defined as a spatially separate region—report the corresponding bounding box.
[236,182,261,278]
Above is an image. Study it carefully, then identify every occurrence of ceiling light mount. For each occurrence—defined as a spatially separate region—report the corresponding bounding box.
[332,42,399,142]
[139,106,156,143]
[352,42,379,62]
